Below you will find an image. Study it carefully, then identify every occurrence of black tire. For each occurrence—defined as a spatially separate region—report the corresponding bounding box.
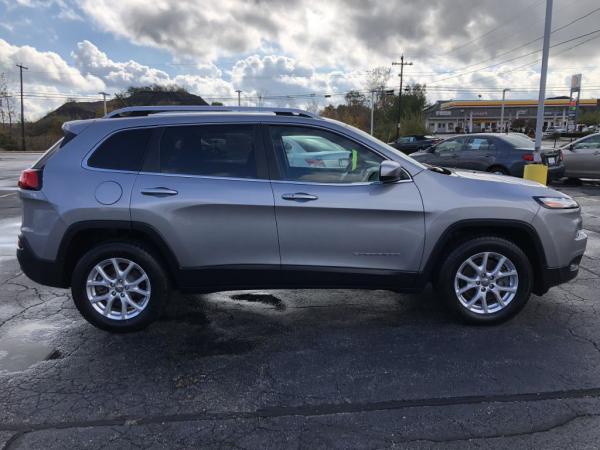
[487,165,509,175]
[71,242,170,333]
[435,236,532,325]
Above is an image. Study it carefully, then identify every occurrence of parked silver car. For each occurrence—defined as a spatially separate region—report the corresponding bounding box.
[17,106,587,332]
[562,133,600,180]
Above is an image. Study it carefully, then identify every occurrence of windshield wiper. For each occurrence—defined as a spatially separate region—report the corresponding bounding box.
[428,165,452,175]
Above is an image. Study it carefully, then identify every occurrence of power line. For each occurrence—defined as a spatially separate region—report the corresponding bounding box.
[432,5,600,77]
[434,0,545,57]
[427,26,600,86]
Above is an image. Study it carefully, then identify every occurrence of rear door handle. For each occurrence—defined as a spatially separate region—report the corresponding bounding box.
[141,187,178,197]
[281,193,318,201]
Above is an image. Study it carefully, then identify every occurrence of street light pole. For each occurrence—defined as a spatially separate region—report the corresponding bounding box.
[235,89,242,106]
[534,0,553,160]
[500,88,510,133]
[370,90,375,135]
[98,92,110,116]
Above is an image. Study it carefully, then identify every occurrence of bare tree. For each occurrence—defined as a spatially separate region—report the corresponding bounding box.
[0,73,15,134]
[305,97,321,114]
[365,67,392,102]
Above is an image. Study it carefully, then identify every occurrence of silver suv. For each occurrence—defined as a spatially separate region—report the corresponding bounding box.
[17,106,587,332]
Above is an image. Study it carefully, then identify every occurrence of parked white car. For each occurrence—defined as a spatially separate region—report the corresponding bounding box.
[283,135,350,168]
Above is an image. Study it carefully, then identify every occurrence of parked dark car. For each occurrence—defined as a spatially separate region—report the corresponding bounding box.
[411,133,564,180]
[389,135,442,154]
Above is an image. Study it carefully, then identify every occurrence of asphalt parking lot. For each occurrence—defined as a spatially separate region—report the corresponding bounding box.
[1,152,600,449]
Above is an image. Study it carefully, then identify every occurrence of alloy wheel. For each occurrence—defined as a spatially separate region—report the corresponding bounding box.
[85,258,151,320]
[453,251,519,315]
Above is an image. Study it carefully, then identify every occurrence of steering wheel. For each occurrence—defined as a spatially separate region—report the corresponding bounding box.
[340,154,380,182]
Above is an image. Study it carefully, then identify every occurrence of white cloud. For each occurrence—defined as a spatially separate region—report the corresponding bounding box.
[73,0,600,102]
[0,38,106,119]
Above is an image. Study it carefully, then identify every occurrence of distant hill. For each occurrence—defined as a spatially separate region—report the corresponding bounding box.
[30,86,209,134]
[6,86,209,151]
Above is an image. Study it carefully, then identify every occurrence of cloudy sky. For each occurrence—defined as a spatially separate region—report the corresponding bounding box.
[0,0,599,119]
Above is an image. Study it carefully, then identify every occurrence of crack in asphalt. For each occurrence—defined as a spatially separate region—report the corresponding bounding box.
[2,387,600,437]
[2,406,600,449]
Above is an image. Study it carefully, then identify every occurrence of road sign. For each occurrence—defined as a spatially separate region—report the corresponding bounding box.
[571,74,582,92]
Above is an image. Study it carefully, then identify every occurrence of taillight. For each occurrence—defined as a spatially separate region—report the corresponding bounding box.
[522,153,534,162]
[18,169,42,190]
[559,150,564,162]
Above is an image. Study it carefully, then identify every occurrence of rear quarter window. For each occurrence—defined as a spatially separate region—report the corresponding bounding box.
[88,128,153,171]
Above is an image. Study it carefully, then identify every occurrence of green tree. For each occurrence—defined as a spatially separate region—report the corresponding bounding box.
[579,111,600,126]
[320,85,428,142]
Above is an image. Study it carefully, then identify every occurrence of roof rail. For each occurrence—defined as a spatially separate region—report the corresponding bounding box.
[104,105,320,119]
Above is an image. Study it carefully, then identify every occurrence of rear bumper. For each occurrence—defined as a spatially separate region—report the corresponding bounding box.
[534,254,582,295]
[547,164,565,181]
[16,235,67,288]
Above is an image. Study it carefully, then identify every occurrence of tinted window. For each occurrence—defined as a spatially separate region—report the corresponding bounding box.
[574,135,600,150]
[32,138,63,169]
[270,126,384,183]
[158,125,257,178]
[466,137,496,151]
[500,134,535,149]
[436,138,465,153]
[88,128,152,171]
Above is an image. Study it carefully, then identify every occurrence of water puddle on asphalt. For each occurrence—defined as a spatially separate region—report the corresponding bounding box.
[230,293,286,310]
[0,337,57,374]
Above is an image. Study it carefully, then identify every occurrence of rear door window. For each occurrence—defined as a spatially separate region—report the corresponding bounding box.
[465,137,496,152]
[155,125,258,179]
[88,128,153,171]
[436,137,465,154]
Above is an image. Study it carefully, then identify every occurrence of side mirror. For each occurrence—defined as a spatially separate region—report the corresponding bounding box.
[379,160,405,183]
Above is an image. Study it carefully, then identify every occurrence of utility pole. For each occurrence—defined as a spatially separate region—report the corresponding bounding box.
[534,0,553,160]
[98,91,110,116]
[235,90,242,106]
[392,55,412,140]
[16,64,28,151]
[500,88,510,133]
[370,90,376,135]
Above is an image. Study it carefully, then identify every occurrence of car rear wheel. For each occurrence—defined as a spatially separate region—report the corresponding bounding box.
[435,237,532,324]
[71,242,170,332]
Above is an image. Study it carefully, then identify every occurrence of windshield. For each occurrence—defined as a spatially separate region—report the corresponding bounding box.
[325,118,428,170]
[499,134,535,149]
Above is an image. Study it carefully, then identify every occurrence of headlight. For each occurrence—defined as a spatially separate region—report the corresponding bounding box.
[534,196,579,209]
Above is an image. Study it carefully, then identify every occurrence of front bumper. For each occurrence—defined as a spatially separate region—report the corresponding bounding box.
[534,254,583,295]
[16,235,67,288]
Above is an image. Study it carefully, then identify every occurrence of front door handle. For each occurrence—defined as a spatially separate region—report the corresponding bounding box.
[141,187,178,197]
[281,192,318,201]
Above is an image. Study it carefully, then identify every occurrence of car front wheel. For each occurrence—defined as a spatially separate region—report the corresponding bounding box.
[71,242,170,332]
[436,237,533,324]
